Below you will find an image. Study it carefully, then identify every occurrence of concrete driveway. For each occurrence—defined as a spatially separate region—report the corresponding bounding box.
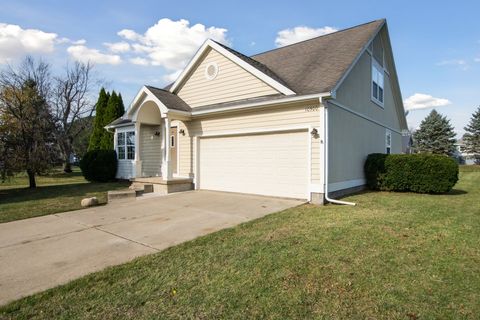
[0,190,304,305]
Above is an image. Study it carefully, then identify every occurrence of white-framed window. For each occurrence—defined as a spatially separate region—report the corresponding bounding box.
[385,129,392,154]
[371,59,384,106]
[117,131,135,160]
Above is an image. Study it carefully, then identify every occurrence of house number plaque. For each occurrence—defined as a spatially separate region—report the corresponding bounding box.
[304,106,319,112]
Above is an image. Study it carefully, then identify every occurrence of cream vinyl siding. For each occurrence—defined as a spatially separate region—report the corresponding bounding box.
[176,48,280,108]
[176,102,323,187]
[140,124,162,177]
[199,130,309,199]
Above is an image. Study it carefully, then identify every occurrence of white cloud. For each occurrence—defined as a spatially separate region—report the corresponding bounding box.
[117,29,141,41]
[163,70,182,83]
[67,45,122,65]
[404,93,451,111]
[436,59,468,70]
[129,57,149,66]
[275,26,337,47]
[475,57,480,62]
[117,18,230,72]
[104,41,130,53]
[58,38,86,45]
[0,23,58,63]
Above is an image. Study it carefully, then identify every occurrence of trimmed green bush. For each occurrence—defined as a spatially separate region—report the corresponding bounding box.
[79,150,117,182]
[365,153,458,193]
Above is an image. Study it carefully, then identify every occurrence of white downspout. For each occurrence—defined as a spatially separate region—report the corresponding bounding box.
[323,99,356,206]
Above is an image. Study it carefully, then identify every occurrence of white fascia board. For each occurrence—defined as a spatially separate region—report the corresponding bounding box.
[105,122,135,130]
[165,109,192,121]
[170,39,296,95]
[169,40,210,93]
[126,86,149,118]
[191,92,330,117]
[330,20,386,96]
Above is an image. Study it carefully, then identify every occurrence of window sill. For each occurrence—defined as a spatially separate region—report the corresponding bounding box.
[371,97,384,108]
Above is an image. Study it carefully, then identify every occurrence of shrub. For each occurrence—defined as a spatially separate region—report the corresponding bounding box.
[79,150,117,182]
[365,153,458,193]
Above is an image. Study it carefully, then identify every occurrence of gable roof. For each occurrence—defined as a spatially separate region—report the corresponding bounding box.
[169,39,296,95]
[144,85,191,112]
[212,41,292,90]
[252,19,385,94]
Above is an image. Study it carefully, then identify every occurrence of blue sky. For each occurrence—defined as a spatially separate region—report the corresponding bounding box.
[0,0,479,136]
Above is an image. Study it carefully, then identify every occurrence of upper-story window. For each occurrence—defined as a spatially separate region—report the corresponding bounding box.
[371,59,384,106]
[117,131,135,160]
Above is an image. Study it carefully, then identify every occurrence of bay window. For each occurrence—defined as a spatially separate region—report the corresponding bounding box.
[117,131,135,160]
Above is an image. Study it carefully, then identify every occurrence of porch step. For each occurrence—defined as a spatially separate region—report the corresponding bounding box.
[129,183,154,194]
[130,177,194,195]
[107,189,136,203]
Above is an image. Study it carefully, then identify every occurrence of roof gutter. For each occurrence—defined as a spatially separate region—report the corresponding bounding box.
[191,92,331,117]
[104,121,135,130]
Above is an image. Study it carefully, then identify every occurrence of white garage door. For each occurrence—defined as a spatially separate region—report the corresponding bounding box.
[198,130,309,199]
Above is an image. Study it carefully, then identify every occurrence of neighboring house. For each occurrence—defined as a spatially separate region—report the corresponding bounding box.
[105,19,408,204]
[454,139,476,165]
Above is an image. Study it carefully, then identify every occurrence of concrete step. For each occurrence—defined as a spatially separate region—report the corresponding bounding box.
[107,189,136,203]
[129,183,154,194]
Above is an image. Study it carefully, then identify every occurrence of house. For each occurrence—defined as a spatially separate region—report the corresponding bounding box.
[454,139,476,165]
[105,19,408,204]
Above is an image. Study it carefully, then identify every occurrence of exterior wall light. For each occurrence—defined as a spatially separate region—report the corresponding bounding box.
[179,129,185,136]
[310,128,318,136]
[154,131,161,136]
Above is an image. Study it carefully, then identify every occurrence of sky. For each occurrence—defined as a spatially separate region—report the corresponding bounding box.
[0,0,479,137]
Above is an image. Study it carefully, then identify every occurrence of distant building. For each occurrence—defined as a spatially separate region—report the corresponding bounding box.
[454,139,476,165]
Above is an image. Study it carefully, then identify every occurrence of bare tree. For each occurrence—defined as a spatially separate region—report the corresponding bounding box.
[0,57,55,188]
[52,62,96,172]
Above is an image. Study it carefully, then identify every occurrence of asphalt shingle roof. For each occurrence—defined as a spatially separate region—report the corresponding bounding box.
[250,19,385,94]
[145,85,191,112]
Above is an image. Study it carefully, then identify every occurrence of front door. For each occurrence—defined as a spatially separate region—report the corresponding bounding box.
[170,126,178,174]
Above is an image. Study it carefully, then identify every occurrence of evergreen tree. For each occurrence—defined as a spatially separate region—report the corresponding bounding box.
[117,93,125,115]
[413,109,456,155]
[101,91,117,149]
[100,91,125,150]
[463,106,480,164]
[88,88,109,151]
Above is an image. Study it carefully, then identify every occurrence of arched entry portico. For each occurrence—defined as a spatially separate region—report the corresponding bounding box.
[124,87,191,181]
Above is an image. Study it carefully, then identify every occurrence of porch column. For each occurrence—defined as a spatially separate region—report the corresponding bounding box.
[162,117,173,180]
[133,122,142,177]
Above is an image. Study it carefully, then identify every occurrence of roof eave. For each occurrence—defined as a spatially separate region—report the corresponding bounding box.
[191,92,330,117]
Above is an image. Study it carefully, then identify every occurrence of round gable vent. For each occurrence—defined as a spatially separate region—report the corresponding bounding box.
[205,62,218,80]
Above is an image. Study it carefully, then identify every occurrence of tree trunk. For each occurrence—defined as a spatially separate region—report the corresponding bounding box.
[63,158,72,173]
[62,141,73,173]
[27,169,36,188]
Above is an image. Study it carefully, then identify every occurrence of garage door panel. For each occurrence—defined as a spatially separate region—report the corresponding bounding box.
[199,130,309,199]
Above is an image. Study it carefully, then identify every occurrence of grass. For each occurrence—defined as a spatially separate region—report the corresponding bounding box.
[1,166,479,319]
[0,167,129,223]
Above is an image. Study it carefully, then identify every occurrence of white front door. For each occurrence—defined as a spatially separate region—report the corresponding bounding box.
[198,130,309,199]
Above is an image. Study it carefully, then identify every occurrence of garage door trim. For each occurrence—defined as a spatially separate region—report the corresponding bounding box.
[193,125,313,200]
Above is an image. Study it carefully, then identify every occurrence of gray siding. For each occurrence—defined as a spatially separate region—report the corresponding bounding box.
[327,104,402,185]
[140,124,162,177]
[328,29,405,187]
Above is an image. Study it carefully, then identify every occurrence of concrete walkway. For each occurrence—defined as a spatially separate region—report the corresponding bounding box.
[0,190,304,305]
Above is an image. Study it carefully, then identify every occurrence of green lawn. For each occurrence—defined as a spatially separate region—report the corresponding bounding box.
[0,167,129,223]
[1,166,479,319]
